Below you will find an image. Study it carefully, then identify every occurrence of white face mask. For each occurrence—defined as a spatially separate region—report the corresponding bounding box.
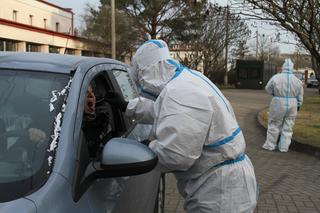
[138,64,164,96]
[136,61,178,98]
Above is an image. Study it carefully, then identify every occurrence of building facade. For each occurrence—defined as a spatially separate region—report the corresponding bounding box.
[0,0,102,56]
[169,43,204,72]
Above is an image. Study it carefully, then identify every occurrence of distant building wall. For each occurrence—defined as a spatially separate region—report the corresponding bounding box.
[0,0,73,34]
[170,44,204,72]
[0,0,104,56]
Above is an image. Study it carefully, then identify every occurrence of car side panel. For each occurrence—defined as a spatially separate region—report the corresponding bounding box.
[0,198,37,213]
[27,172,91,213]
[111,171,160,213]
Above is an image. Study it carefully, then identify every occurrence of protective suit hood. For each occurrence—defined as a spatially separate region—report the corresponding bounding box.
[131,40,177,98]
[282,58,294,73]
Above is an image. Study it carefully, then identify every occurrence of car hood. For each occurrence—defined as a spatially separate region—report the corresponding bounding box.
[0,198,36,213]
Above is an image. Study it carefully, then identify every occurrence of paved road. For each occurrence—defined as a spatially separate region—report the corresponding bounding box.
[164,88,320,213]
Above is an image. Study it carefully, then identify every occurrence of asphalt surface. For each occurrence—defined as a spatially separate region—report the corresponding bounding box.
[164,88,320,213]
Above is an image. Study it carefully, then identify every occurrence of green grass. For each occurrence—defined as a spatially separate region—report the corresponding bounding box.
[259,95,320,147]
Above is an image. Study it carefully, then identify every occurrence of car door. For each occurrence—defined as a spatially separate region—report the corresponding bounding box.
[106,66,160,213]
[72,63,160,213]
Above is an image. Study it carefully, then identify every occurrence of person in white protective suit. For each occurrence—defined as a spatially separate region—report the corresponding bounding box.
[108,39,258,213]
[262,59,304,152]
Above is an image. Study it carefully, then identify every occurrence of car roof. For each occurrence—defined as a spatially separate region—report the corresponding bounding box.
[0,52,124,74]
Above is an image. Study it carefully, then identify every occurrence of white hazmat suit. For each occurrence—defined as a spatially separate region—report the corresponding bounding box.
[126,40,258,213]
[262,59,304,152]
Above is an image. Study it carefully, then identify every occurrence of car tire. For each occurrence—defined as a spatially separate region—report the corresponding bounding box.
[154,174,165,213]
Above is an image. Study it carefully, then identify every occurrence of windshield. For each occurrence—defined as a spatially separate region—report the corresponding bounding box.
[0,69,69,202]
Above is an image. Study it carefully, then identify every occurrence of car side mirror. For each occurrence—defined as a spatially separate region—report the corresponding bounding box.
[101,138,158,177]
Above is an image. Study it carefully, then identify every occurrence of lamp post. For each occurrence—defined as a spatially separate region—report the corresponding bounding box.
[224,5,230,86]
[111,0,116,59]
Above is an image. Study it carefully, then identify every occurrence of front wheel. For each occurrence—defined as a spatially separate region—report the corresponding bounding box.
[154,173,165,213]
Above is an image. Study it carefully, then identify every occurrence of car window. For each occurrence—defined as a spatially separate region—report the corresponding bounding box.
[81,76,114,159]
[110,69,152,141]
[73,70,130,202]
[309,75,317,80]
[112,70,138,101]
[126,123,152,141]
[0,70,69,201]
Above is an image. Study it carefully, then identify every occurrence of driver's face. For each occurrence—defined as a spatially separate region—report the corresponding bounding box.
[84,85,96,114]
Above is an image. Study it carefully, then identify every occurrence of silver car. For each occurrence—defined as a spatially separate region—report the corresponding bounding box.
[307,75,319,88]
[0,52,162,213]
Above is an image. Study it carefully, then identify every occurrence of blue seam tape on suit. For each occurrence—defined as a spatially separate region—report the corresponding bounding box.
[165,61,231,113]
[273,96,296,98]
[206,127,241,148]
[214,154,246,168]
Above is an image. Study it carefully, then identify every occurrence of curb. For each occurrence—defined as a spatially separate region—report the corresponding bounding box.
[256,109,320,159]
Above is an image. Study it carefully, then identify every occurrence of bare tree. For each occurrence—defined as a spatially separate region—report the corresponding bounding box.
[81,3,145,60]
[232,41,250,60]
[169,3,250,82]
[235,0,320,80]
[251,33,280,61]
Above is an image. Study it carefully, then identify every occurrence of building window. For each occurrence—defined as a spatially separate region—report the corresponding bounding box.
[56,22,60,32]
[49,46,60,54]
[13,10,17,21]
[29,15,33,26]
[0,41,3,51]
[0,39,18,51]
[81,50,94,57]
[65,48,75,55]
[43,18,47,29]
[26,42,41,52]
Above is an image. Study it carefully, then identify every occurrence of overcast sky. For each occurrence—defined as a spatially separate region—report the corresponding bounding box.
[48,0,296,53]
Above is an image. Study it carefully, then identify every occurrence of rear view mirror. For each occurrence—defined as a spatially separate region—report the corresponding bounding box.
[101,138,158,177]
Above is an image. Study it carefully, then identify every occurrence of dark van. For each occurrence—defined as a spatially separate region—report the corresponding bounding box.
[236,60,277,89]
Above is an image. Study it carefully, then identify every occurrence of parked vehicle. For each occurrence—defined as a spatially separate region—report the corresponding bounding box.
[293,71,304,82]
[307,75,319,88]
[235,60,277,89]
[0,52,161,213]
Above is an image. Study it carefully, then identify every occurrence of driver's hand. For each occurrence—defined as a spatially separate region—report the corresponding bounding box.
[28,128,46,143]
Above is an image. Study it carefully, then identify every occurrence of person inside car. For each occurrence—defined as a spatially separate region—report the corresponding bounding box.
[0,95,49,165]
[82,84,112,158]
